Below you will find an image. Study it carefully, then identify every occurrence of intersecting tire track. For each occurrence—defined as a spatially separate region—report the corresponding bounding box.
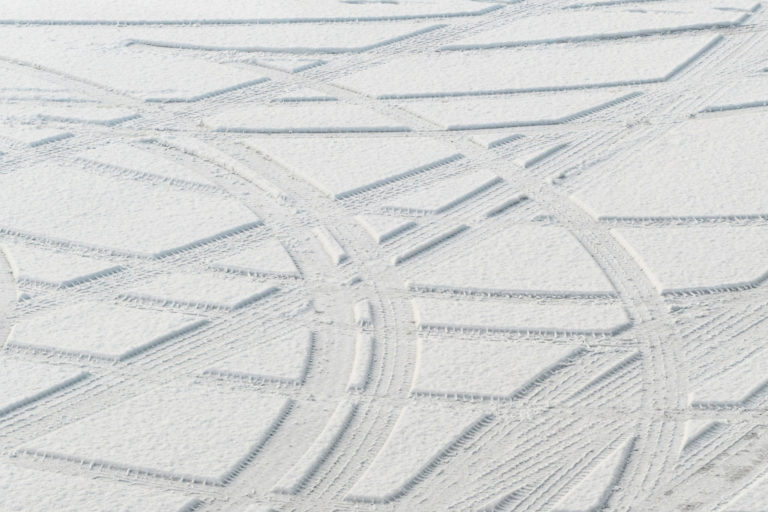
[2,2,768,511]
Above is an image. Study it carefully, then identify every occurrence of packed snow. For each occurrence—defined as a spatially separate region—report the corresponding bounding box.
[1,1,766,510]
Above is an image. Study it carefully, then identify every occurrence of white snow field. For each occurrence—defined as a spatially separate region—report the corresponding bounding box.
[245,136,461,199]
[406,225,616,296]
[570,110,768,219]
[123,272,278,310]
[412,337,582,399]
[206,102,409,133]
[1,242,122,287]
[205,328,313,385]
[2,0,768,510]
[335,34,722,97]
[7,302,207,360]
[22,383,291,484]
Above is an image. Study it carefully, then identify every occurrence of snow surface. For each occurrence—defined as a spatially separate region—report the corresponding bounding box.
[207,103,408,133]
[384,170,502,214]
[245,136,460,198]
[689,347,768,408]
[407,225,615,296]
[0,164,259,257]
[1,242,122,287]
[513,142,569,168]
[0,124,72,147]
[613,227,768,293]
[1,104,138,126]
[211,238,300,277]
[313,227,348,265]
[0,463,194,511]
[206,328,313,384]
[571,111,768,219]
[0,0,496,23]
[124,272,277,309]
[124,22,442,53]
[274,400,357,494]
[356,214,416,244]
[0,357,86,416]
[682,419,725,452]
[347,333,375,391]
[445,2,757,49]
[554,437,635,512]
[0,27,268,102]
[0,67,85,102]
[402,90,638,129]
[412,296,630,335]
[412,337,581,399]
[7,301,206,360]
[78,143,216,186]
[2,2,766,510]
[23,383,291,483]
[335,35,720,97]
[346,404,488,502]
[703,75,768,112]
[724,471,768,511]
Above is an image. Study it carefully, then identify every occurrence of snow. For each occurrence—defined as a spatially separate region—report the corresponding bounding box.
[274,400,357,494]
[0,164,260,257]
[402,90,638,129]
[245,136,460,199]
[1,104,138,126]
[391,224,469,265]
[1,243,122,287]
[347,333,375,391]
[682,419,724,451]
[445,2,757,49]
[384,170,502,214]
[207,102,408,133]
[0,124,72,147]
[470,132,524,149]
[412,297,630,335]
[334,35,720,98]
[23,383,291,484]
[412,337,581,399]
[353,299,373,327]
[356,214,416,244]
[723,471,768,511]
[554,437,635,512]
[206,328,313,384]
[277,88,336,102]
[703,76,768,112]
[0,357,86,416]
[346,404,489,502]
[0,463,194,512]
[0,0,498,23]
[211,238,300,277]
[407,225,615,296]
[78,143,216,186]
[689,348,768,408]
[571,111,768,219]
[2,2,766,509]
[6,301,206,360]
[513,142,569,168]
[0,27,268,102]
[0,67,85,102]
[124,22,443,53]
[250,57,324,74]
[612,227,768,294]
[312,227,348,265]
[123,272,278,310]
